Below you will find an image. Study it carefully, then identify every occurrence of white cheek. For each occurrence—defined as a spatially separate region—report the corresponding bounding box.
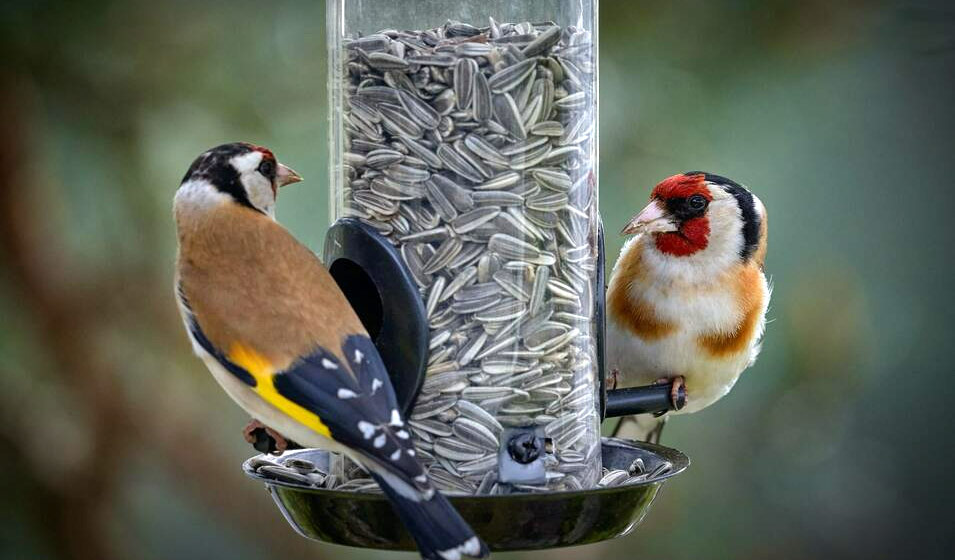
[242,172,276,216]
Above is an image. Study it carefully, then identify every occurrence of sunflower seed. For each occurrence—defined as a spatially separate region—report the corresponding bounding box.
[598,469,630,487]
[434,437,487,461]
[367,51,409,71]
[521,25,561,57]
[423,237,463,274]
[366,149,405,169]
[258,465,311,485]
[383,163,431,183]
[487,58,538,94]
[410,396,458,420]
[491,93,527,139]
[464,133,508,165]
[440,266,477,302]
[408,53,457,67]
[472,71,493,122]
[452,417,499,450]
[473,190,523,207]
[450,207,501,234]
[437,144,483,183]
[488,233,541,260]
[451,295,502,315]
[379,103,423,138]
[475,172,522,191]
[426,276,446,317]
[530,120,564,136]
[453,58,477,109]
[398,90,441,129]
[430,174,474,212]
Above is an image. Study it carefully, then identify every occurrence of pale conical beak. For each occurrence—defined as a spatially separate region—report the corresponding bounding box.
[276,163,303,187]
[621,199,678,236]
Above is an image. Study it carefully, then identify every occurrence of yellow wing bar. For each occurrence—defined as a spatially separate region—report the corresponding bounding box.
[228,343,332,438]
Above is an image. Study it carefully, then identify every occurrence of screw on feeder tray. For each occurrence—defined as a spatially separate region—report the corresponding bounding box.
[508,432,544,464]
[498,427,548,486]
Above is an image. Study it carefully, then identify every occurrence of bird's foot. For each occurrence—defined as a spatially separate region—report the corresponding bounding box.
[655,376,688,411]
[608,368,621,391]
[243,419,289,455]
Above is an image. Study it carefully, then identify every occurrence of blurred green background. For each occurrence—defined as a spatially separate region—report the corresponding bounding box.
[1,0,953,559]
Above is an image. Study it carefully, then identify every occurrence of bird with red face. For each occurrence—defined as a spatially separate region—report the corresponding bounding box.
[607,172,769,442]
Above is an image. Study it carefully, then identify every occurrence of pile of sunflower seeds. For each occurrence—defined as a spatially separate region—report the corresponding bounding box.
[333,18,599,493]
[597,457,673,487]
[250,454,674,493]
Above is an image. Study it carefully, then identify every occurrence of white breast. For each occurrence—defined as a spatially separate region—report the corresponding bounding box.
[606,258,768,414]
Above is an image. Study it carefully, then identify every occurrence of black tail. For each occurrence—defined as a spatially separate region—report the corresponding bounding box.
[371,473,489,560]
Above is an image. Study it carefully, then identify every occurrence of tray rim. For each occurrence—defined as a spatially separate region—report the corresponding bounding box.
[243,436,689,499]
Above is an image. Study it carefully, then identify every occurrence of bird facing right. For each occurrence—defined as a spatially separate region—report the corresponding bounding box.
[607,172,770,442]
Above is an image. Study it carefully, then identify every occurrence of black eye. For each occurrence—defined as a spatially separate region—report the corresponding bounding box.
[258,160,275,178]
[688,194,708,212]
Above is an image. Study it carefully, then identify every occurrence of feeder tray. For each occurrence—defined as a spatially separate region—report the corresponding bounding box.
[244,437,688,552]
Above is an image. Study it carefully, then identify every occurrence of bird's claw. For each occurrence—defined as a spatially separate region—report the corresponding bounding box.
[243,419,289,455]
[655,376,687,411]
[608,368,621,391]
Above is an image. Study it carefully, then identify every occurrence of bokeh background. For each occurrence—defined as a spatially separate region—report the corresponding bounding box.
[2,0,953,559]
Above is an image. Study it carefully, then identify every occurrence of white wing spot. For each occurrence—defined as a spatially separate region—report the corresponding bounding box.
[390,449,401,461]
[438,536,482,560]
[407,449,416,457]
[396,430,410,439]
[354,349,364,364]
[414,473,427,483]
[337,388,358,400]
[371,378,383,394]
[321,358,338,370]
[390,409,403,427]
[357,421,376,439]
[373,434,386,448]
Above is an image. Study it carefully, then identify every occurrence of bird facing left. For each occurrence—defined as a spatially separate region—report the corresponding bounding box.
[173,142,489,560]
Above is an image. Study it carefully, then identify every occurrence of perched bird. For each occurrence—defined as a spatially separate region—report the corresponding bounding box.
[173,143,488,560]
[607,172,769,443]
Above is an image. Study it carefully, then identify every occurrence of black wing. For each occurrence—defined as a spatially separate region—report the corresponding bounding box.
[272,334,429,491]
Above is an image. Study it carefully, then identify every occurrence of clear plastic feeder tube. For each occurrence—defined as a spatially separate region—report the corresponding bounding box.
[328,0,600,493]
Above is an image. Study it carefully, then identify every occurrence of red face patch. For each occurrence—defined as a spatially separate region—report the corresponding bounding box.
[652,173,711,256]
[655,217,710,256]
[651,173,711,202]
[251,145,275,162]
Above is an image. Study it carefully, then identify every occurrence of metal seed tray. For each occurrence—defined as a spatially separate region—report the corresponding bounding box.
[243,437,688,552]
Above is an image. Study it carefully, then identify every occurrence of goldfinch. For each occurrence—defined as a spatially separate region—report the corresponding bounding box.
[173,143,488,560]
[607,172,769,442]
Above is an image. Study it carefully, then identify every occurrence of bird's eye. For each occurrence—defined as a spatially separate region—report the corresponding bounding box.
[258,160,275,178]
[688,194,708,211]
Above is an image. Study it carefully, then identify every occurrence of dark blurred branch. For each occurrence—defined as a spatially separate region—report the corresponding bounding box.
[0,75,318,560]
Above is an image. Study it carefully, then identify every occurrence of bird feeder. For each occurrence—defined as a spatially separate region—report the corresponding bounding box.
[245,0,691,551]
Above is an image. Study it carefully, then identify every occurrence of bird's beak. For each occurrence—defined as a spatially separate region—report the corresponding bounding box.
[621,200,678,236]
[276,163,303,188]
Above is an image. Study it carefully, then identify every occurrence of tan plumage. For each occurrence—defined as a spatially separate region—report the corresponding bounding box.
[608,172,770,443]
[176,200,362,372]
[173,143,487,560]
